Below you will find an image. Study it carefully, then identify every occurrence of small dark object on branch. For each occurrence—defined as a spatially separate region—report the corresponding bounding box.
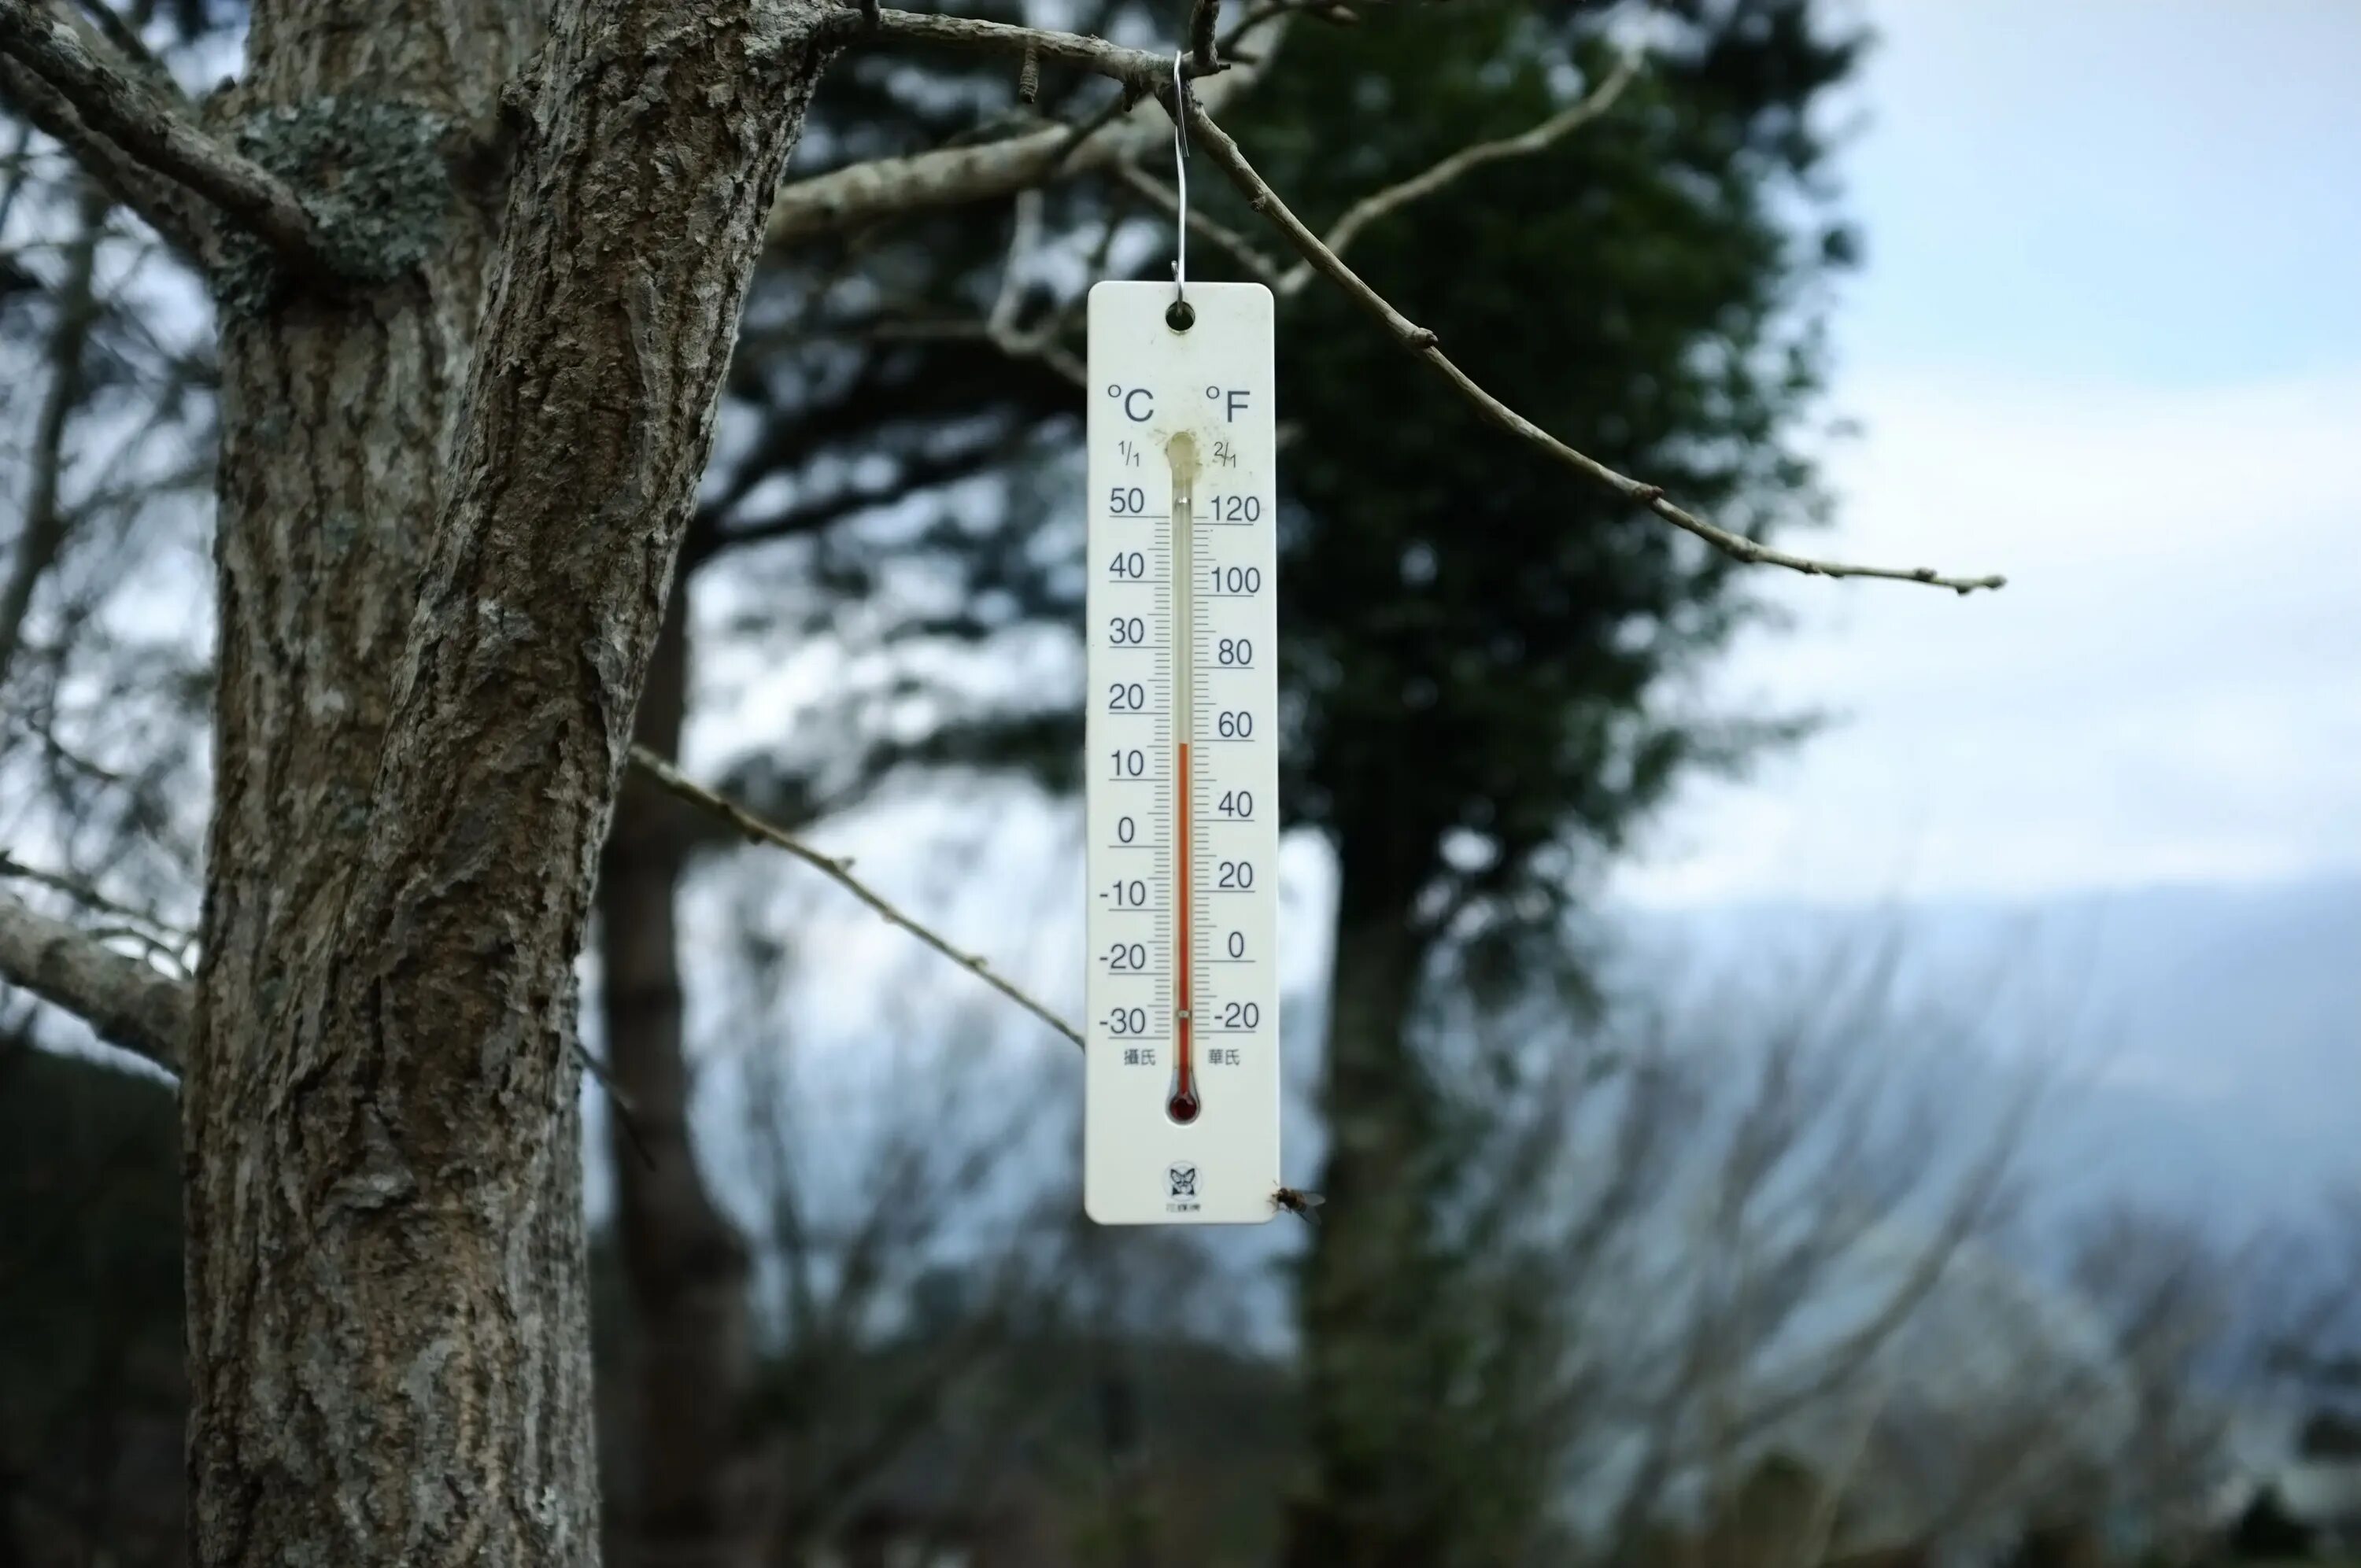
[1273,1186,1326,1224]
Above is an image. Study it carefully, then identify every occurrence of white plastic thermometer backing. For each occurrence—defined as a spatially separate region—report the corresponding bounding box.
[1084,280,1280,1225]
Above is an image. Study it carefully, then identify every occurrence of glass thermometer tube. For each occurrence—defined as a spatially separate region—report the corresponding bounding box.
[1167,434,1201,1124]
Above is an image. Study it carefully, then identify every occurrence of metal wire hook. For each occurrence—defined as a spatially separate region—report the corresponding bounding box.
[1168,50,1194,330]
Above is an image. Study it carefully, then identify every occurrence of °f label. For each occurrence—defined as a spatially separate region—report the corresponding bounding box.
[1084,281,1280,1225]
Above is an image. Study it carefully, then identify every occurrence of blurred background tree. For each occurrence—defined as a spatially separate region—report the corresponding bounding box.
[1215,4,1863,1560]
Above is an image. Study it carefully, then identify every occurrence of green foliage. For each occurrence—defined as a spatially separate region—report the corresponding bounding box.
[1232,0,1854,947]
[1214,3,1866,1561]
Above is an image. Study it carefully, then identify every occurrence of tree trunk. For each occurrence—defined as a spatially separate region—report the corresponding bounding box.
[1282,850,1447,1568]
[597,589,764,1568]
[183,0,834,1562]
[188,2,543,1562]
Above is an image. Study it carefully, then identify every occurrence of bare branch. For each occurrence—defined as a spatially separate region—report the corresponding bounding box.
[629,747,1084,1050]
[0,178,102,684]
[1186,0,1221,76]
[1280,50,1642,294]
[0,0,340,278]
[0,52,212,260]
[1219,0,1358,50]
[689,430,1015,565]
[985,185,1040,338]
[1112,159,1284,288]
[57,0,185,109]
[1177,98,2008,594]
[770,124,1080,245]
[829,8,1184,93]
[767,10,1284,246]
[0,890,187,1072]
[0,850,191,968]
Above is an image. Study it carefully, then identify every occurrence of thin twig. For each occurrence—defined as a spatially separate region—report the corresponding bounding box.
[1186,0,1221,75]
[0,177,103,684]
[576,1046,657,1170]
[1112,160,1284,289]
[977,186,1091,385]
[985,185,1039,337]
[0,113,35,233]
[1283,50,1642,294]
[0,850,183,950]
[1218,0,1355,50]
[836,8,1200,94]
[629,747,1085,1050]
[0,0,341,279]
[1177,96,2007,593]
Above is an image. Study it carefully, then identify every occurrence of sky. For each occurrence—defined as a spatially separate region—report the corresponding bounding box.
[1612,0,2361,908]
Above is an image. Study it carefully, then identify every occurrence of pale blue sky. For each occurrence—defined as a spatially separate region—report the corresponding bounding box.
[1840,0,2361,384]
[1616,0,2361,906]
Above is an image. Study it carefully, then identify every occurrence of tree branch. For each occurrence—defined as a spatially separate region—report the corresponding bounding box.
[628,747,1084,1050]
[767,9,1283,247]
[1280,50,1642,294]
[826,8,1185,93]
[0,0,340,278]
[60,0,188,110]
[0,851,190,967]
[0,891,187,1072]
[1112,159,1283,288]
[1177,96,2008,593]
[1186,0,1221,76]
[0,176,102,684]
[689,433,1013,566]
[0,51,213,260]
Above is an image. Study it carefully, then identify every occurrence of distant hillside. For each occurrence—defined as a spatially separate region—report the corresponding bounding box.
[1619,874,2361,1235]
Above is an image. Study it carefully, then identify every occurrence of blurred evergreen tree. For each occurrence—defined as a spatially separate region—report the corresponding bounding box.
[1210,2,1864,1560]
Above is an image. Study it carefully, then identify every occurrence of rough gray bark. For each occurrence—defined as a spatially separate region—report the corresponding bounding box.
[180,0,834,1563]
[597,591,765,1568]
[188,2,542,1562]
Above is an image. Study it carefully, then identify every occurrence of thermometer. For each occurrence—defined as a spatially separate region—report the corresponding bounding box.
[1084,281,1280,1225]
